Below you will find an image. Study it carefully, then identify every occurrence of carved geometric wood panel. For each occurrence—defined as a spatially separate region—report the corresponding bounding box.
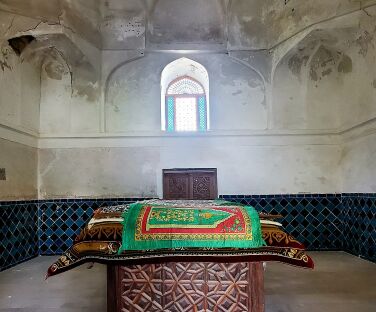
[192,175,211,200]
[117,262,264,312]
[119,264,164,311]
[163,168,217,200]
[167,175,190,199]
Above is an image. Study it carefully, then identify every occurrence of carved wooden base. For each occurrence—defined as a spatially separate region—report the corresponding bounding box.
[107,262,264,312]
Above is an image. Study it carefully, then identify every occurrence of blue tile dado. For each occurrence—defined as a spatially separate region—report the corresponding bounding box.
[38,198,150,255]
[220,194,343,251]
[1,194,375,271]
[0,202,38,272]
[342,195,376,262]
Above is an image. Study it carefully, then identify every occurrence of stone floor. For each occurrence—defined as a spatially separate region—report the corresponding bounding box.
[0,252,375,311]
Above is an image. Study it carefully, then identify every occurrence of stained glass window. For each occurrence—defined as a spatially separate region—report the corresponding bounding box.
[165,76,207,132]
[167,77,205,95]
[175,97,197,131]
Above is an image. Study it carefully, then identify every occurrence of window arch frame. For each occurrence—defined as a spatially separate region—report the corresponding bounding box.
[165,75,207,132]
[161,57,210,132]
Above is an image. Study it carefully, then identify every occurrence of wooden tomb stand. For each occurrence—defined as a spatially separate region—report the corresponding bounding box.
[107,261,264,312]
[107,168,264,311]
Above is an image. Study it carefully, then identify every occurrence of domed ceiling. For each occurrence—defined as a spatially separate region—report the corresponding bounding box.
[1,0,375,50]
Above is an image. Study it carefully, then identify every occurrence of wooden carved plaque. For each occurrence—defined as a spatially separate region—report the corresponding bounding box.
[163,168,217,200]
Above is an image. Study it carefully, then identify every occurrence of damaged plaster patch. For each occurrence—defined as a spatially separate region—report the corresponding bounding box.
[72,82,99,102]
[41,48,71,82]
[0,58,11,71]
[322,68,332,77]
[309,45,352,83]
[0,46,12,71]
[232,90,242,96]
[356,30,374,57]
[288,53,309,77]
[44,60,67,80]
[337,55,352,73]
[102,15,145,41]
[372,79,376,88]
[309,46,334,81]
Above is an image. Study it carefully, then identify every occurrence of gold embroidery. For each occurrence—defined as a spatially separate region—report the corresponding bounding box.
[135,205,253,241]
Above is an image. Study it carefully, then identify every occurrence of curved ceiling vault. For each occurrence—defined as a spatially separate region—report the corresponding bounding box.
[1,0,376,51]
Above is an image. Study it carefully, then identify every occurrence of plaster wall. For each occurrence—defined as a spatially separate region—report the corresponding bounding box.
[0,45,40,133]
[39,43,101,135]
[342,132,376,193]
[272,44,353,131]
[105,53,267,133]
[0,138,38,200]
[339,41,376,129]
[38,143,341,199]
[1,4,376,200]
[37,48,370,198]
[38,146,159,199]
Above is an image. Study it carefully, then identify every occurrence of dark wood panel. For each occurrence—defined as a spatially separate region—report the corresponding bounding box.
[107,265,119,312]
[163,173,191,200]
[108,262,265,312]
[163,168,217,200]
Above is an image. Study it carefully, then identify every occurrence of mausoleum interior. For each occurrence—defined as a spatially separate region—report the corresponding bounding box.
[0,1,375,311]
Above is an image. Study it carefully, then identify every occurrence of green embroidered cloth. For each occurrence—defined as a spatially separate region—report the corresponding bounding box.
[118,201,265,253]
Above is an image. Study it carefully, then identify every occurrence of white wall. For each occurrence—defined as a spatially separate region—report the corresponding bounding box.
[341,132,376,193]
[105,53,267,133]
[339,44,376,130]
[38,142,341,198]
[1,7,376,200]
[0,45,40,134]
[35,46,373,198]
[0,45,40,200]
[0,138,38,200]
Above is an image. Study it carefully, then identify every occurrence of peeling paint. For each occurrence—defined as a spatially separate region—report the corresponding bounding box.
[0,47,12,71]
[356,30,374,57]
[288,54,309,77]
[232,90,242,96]
[44,61,66,80]
[322,68,332,77]
[0,59,11,71]
[72,83,99,102]
[309,46,333,81]
[310,67,319,81]
[308,45,351,82]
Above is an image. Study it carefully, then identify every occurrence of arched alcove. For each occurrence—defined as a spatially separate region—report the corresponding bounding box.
[160,57,209,131]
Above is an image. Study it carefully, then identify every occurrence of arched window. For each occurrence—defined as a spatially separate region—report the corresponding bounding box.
[165,76,207,132]
[161,58,209,132]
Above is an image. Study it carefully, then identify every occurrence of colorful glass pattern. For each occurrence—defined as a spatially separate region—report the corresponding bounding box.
[198,96,207,131]
[167,96,175,132]
[175,97,197,131]
[167,77,204,95]
[165,76,207,132]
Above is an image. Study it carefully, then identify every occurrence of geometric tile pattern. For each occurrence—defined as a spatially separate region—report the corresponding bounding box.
[38,198,149,255]
[0,201,39,272]
[118,262,258,311]
[220,194,343,251]
[1,194,375,271]
[342,194,376,262]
